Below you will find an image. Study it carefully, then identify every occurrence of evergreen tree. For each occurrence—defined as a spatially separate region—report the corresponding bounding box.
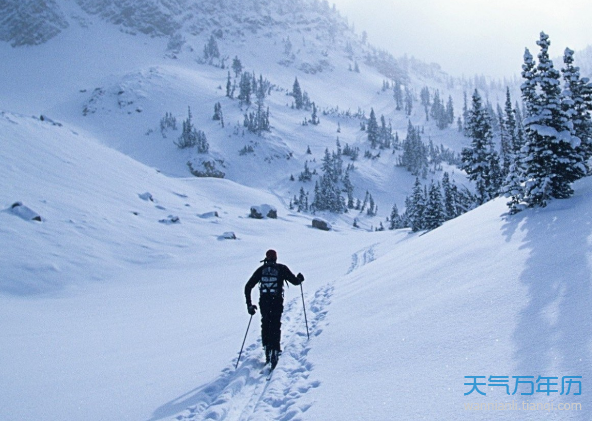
[175,106,198,149]
[226,72,232,98]
[520,33,585,208]
[462,91,469,136]
[401,121,428,177]
[293,77,303,109]
[430,90,441,122]
[461,89,501,204]
[238,71,252,106]
[367,108,379,148]
[232,56,243,77]
[393,80,403,111]
[213,102,223,121]
[343,171,355,209]
[497,103,512,177]
[501,88,525,213]
[298,161,313,181]
[562,47,592,168]
[407,178,426,232]
[441,172,457,220]
[420,86,430,121]
[196,130,209,154]
[446,95,454,125]
[404,86,413,116]
[424,181,445,230]
[297,187,308,212]
[388,203,404,230]
[311,102,320,125]
[366,193,377,216]
[203,35,220,60]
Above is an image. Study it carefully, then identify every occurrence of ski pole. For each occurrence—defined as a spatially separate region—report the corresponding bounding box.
[300,283,310,340]
[235,314,253,369]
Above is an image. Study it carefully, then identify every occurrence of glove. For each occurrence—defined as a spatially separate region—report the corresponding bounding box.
[297,273,304,283]
[247,304,258,315]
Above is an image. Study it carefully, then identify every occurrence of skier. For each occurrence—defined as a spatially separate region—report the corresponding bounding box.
[244,249,304,369]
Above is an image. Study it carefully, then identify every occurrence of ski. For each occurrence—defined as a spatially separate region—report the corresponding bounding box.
[266,367,274,381]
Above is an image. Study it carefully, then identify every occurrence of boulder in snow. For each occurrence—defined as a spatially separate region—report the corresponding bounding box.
[138,192,154,202]
[7,202,42,222]
[219,231,237,240]
[199,211,219,219]
[312,218,331,231]
[250,204,277,219]
[159,215,180,224]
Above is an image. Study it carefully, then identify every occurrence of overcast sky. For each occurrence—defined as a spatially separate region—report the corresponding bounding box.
[330,0,592,78]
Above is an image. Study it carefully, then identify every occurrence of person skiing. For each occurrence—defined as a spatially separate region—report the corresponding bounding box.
[244,249,304,369]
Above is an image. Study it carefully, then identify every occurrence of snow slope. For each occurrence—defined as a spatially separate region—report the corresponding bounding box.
[1,110,590,420]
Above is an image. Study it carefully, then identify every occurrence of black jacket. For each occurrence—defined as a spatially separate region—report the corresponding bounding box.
[245,262,301,306]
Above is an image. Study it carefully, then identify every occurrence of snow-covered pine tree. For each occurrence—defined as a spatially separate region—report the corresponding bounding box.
[462,91,469,136]
[196,130,209,154]
[446,95,454,125]
[238,71,252,106]
[298,161,313,181]
[213,102,222,121]
[160,112,177,137]
[460,89,500,204]
[293,77,303,109]
[232,56,243,77]
[504,88,519,166]
[367,108,379,148]
[406,178,426,232]
[424,181,445,230]
[393,80,403,111]
[520,33,586,208]
[420,86,430,121]
[204,35,220,61]
[562,47,592,169]
[226,72,232,98]
[497,103,510,178]
[405,86,413,116]
[388,203,404,230]
[379,115,393,148]
[311,102,320,125]
[501,88,525,213]
[401,121,428,177]
[430,90,441,123]
[175,106,198,149]
[441,172,457,220]
[343,171,355,209]
[366,193,377,216]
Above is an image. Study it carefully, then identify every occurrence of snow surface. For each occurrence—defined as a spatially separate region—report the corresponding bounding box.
[1,2,591,420]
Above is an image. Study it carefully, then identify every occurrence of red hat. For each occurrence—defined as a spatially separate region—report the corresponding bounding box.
[265,249,277,261]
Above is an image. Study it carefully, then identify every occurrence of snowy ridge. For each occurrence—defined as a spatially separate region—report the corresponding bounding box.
[76,0,185,36]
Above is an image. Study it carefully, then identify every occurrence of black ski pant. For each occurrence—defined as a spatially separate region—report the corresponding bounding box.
[259,294,283,352]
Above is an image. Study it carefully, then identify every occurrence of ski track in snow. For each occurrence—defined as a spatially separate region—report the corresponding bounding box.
[175,283,333,421]
[346,243,377,274]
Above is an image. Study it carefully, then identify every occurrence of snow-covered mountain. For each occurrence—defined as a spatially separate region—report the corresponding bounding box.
[1,2,590,421]
[0,0,482,227]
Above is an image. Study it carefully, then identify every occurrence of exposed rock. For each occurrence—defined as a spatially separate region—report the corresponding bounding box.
[312,217,331,231]
[249,204,277,219]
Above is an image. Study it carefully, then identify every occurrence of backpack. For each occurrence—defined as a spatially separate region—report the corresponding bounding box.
[259,263,282,296]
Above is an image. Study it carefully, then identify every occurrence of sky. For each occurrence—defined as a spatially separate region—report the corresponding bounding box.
[331,0,592,79]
